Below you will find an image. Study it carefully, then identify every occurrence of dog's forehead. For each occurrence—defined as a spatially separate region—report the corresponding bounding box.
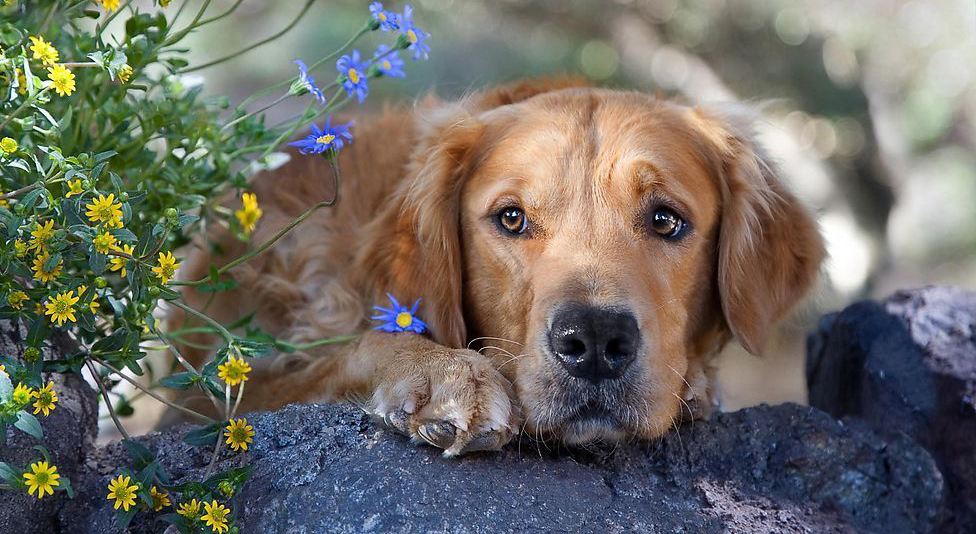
[473,91,719,210]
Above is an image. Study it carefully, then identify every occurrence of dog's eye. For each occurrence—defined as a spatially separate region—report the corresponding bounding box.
[649,208,685,239]
[497,207,527,235]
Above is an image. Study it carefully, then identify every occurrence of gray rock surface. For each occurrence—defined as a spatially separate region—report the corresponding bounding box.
[807,286,976,533]
[60,402,943,534]
[0,319,98,534]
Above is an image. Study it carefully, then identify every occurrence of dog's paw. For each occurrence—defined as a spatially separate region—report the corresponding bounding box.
[369,347,520,456]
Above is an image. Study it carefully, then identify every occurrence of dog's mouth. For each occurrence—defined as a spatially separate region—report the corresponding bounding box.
[543,400,630,445]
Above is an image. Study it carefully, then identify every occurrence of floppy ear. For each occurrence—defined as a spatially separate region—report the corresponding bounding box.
[356,108,482,348]
[357,78,590,348]
[696,107,826,355]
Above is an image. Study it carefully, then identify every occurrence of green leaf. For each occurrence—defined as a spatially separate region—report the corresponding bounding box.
[94,150,117,164]
[122,439,155,470]
[14,411,43,439]
[182,421,224,446]
[159,372,197,390]
[90,161,108,182]
[89,250,107,274]
[235,339,272,359]
[92,328,128,353]
[20,187,45,210]
[0,462,21,486]
[58,475,74,498]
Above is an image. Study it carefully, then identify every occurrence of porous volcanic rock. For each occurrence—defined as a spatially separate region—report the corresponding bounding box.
[60,402,943,534]
[0,320,98,533]
[808,286,976,532]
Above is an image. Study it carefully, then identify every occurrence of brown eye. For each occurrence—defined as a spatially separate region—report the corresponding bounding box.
[650,208,685,239]
[497,207,527,235]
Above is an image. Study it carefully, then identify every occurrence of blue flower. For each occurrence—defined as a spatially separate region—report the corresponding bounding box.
[293,59,325,102]
[372,45,405,78]
[336,49,369,104]
[369,2,400,32]
[288,117,353,155]
[399,5,430,61]
[372,294,427,334]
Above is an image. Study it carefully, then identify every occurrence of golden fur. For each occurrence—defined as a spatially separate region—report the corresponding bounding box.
[170,78,825,455]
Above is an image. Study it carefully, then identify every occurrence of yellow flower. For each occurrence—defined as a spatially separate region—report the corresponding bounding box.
[14,239,28,257]
[32,252,63,284]
[224,418,255,452]
[0,190,6,208]
[47,64,75,97]
[0,137,16,154]
[23,461,60,499]
[93,231,117,254]
[97,0,119,11]
[177,498,201,519]
[45,290,78,326]
[29,220,55,251]
[15,68,26,95]
[234,192,262,235]
[202,500,230,533]
[117,64,133,83]
[152,251,179,284]
[150,485,171,511]
[12,383,33,406]
[109,243,134,277]
[217,356,250,386]
[106,474,139,511]
[7,290,28,309]
[65,179,84,197]
[76,285,100,313]
[159,0,172,6]
[31,381,58,416]
[29,36,58,66]
[85,193,123,226]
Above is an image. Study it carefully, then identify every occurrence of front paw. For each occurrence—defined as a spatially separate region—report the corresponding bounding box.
[369,346,520,456]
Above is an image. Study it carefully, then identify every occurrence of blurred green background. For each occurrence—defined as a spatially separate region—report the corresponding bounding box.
[113,0,976,428]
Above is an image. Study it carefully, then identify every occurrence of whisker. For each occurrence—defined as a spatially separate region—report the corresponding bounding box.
[467,336,524,350]
[478,345,515,359]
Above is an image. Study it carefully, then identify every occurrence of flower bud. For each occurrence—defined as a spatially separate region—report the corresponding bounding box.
[217,481,235,498]
[23,347,41,363]
[148,286,161,298]
[119,192,129,202]
[164,208,178,219]
[95,277,108,289]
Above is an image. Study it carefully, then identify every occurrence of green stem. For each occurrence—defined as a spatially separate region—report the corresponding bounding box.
[85,359,132,440]
[91,356,216,423]
[169,300,234,346]
[278,333,359,351]
[0,87,50,132]
[172,179,340,288]
[179,0,316,74]
[221,92,290,132]
[164,0,214,46]
[236,23,370,110]
[194,0,245,27]
[95,0,135,37]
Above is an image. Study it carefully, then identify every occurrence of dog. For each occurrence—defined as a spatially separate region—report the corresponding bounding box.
[171,77,825,456]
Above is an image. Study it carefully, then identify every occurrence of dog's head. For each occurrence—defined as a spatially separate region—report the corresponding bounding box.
[365,79,824,445]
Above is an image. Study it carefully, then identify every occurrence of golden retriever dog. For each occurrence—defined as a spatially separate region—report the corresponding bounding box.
[171,77,824,456]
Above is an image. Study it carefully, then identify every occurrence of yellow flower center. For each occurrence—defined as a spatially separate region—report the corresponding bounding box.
[378,12,387,21]
[348,68,360,83]
[35,472,49,485]
[54,301,69,314]
[383,60,392,70]
[161,265,176,278]
[396,312,413,328]
[407,30,418,43]
[316,134,335,145]
[97,205,114,219]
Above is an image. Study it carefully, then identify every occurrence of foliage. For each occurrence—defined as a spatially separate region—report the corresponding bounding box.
[0,0,427,531]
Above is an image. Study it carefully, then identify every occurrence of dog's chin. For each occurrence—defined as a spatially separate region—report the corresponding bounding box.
[550,407,629,446]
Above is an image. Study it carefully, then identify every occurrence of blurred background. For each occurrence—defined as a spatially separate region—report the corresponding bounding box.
[106,0,976,436]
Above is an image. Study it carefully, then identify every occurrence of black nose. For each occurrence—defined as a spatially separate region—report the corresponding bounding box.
[547,304,640,382]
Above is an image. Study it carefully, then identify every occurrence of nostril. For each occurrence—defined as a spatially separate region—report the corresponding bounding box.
[605,337,633,360]
[563,338,587,358]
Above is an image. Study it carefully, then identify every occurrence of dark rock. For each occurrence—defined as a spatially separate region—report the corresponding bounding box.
[807,286,976,533]
[62,402,942,534]
[0,319,98,534]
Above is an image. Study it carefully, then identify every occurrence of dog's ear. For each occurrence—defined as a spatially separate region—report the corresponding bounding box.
[356,106,484,348]
[692,107,825,355]
[357,79,589,348]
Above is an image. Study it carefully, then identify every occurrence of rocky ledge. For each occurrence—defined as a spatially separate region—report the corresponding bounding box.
[6,286,976,533]
[52,401,945,534]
